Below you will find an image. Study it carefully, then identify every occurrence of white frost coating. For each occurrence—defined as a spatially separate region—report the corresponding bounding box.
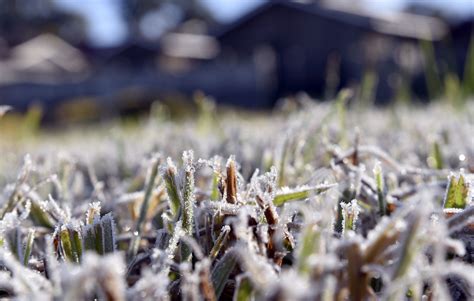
[236,243,278,290]
[340,199,360,234]
[271,270,310,300]
[0,249,52,297]
[0,203,32,235]
[117,191,144,204]
[85,201,101,224]
[182,150,195,238]
[182,150,195,173]
[373,161,382,176]
[165,220,183,261]
[444,238,466,257]
[225,154,236,169]
[443,208,464,215]
[201,200,243,216]
[179,261,200,301]
[276,183,337,195]
[61,252,126,301]
[17,154,33,183]
[363,216,405,252]
[165,157,177,174]
[129,269,170,301]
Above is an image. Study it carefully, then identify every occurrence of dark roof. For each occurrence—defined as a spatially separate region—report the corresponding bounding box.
[217,1,447,41]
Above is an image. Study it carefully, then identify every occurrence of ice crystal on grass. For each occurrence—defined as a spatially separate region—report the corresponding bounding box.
[340,199,360,235]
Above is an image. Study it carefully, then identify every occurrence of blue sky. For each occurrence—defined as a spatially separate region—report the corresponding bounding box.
[54,0,474,47]
[201,0,474,22]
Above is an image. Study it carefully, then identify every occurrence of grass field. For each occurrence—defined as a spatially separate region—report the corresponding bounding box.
[0,96,472,300]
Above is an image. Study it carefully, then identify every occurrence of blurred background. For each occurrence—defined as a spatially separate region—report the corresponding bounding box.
[0,0,473,124]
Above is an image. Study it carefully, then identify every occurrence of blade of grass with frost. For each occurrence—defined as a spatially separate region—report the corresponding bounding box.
[363,218,400,263]
[297,223,321,275]
[60,226,77,262]
[443,174,468,209]
[431,141,444,170]
[101,213,116,253]
[454,174,468,209]
[212,249,237,299]
[346,241,367,301]
[45,235,61,296]
[30,202,55,228]
[181,150,195,262]
[23,229,35,266]
[226,156,238,204]
[341,199,360,235]
[70,228,82,262]
[209,225,230,260]
[234,274,254,301]
[135,155,160,235]
[210,169,220,201]
[94,221,104,254]
[129,155,160,258]
[278,139,288,187]
[373,162,386,216]
[162,157,181,217]
[86,202,101,225]
[0,156,32,219]
[392,213,422,281]
[273,184,336,206]
[83,224,96,252]
[154,220,183,275]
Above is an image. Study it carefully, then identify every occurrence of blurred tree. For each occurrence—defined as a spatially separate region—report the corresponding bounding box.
[118,0,215,41]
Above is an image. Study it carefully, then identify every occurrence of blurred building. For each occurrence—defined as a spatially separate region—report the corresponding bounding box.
[0,0,472,121]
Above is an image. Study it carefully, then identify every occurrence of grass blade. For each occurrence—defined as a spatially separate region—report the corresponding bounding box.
[135,155,160,235]
[23,229,35,266]
[181,150,196,262]
[234,274,254,301]
[225,156,238,204]
[212,249,237,299]
[162,157,181,218]
[60,226,77,262]
[101,213,116,254]
[209,225,230,261]
[273,184,336,206]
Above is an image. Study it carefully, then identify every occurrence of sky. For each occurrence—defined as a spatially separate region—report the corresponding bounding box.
[54,0,474,47]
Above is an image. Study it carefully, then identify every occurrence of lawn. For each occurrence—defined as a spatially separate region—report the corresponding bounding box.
[0,96,472,300]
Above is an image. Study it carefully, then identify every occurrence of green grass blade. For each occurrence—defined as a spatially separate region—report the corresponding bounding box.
[162,157,181,218]
[70,228,82,262]
[212,249,237,299]
[234,275,254,301]
[93,221,104,254]
[135,155,160,235]
[83,224,96,252]
[444,174,468,209]
[273,184,336,206]
[373,162,386,216]
[60,226,76,262]
[23,229,35,266]
[101,213,116,254]
[181,150,195,262]
[209,225,230,261]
